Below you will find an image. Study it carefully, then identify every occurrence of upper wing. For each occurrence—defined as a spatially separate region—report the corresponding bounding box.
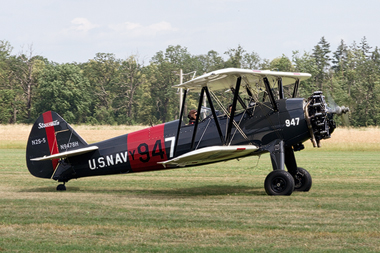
[173,68,311,92]
[30,146,99,161]
[158,145,259,168]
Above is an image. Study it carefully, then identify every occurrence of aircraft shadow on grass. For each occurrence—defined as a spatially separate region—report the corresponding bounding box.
[21,185,266,197]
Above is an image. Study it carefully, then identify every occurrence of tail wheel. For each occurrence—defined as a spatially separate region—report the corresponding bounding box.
[294,167,312,192]
[264,170,294,196]
[56,183,66,191]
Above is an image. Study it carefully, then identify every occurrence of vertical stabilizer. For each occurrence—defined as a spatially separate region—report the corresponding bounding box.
[26,111,87,179]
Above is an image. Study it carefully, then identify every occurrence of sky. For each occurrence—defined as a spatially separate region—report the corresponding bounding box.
[2,0,380,64]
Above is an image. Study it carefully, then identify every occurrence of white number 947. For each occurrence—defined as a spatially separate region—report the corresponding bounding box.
[285,117,300,127]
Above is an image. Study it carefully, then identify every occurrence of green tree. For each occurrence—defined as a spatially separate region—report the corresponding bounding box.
[0,41,25,123]
[0,40,14,123]
[292,50,318,97]
[349,43,380,126]
[149,45,195,123]
[11,48,46,122]
[360,36,372,58]
[242,51,261,69]
[33,63,91,123]
[332,39,348,77]
[224,45,246,68]
[136,64,160,125]
[113,55,147,124]
[270,54,294,72]
[82,53,120,124]
[192,50,225,73]
[312,36,331,90]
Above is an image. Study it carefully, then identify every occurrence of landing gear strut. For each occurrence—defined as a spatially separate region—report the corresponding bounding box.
[264,141,312,196]
[263,140,295,195]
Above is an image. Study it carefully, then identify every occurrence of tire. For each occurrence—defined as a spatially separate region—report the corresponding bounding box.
[293,167,312,192]
[56,184,66,191]
[264,170,295,196]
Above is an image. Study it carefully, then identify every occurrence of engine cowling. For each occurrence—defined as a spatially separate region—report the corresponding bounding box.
[305,91,336,147]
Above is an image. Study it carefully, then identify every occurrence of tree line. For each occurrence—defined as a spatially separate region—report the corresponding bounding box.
[0,37,379,127]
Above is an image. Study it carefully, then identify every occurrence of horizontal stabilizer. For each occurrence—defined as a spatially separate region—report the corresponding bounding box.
[158,145,259,168]
[30,146,98,161]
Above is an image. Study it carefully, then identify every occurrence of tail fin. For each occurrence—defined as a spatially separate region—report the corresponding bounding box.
[26,111,88,179]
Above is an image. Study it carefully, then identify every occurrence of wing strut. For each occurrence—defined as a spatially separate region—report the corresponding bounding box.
[263,77,278,111]
[204,86,225,146]
[278,78,284,99]
[226,77,241,144]
[190,87,205,150]
[292,79,300,98]
[231,87,252,117]
[174,89,187,157]
[231,87,247,110]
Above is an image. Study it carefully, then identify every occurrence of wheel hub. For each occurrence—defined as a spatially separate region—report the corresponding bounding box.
[272,177,287,192]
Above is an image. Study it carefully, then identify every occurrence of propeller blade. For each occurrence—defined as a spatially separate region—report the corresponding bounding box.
[325,91,337,110]
[342,112,350,127]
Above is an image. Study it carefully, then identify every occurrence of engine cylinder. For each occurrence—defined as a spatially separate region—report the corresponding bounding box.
[305,91,336,147]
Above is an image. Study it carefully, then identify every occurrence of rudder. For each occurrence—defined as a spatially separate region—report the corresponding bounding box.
[26,111,88,179]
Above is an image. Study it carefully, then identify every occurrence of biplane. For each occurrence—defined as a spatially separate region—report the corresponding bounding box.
[26,68,349,195]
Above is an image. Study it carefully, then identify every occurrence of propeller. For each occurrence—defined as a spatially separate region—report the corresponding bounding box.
[325,91,350,126]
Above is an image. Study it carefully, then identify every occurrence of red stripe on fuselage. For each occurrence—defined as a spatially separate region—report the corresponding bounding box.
[127,123,168,172]
[42,111,59,170]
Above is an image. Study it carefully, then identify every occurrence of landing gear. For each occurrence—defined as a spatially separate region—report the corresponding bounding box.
[56,183,66,191]
[264,141,312,195]
[293,167,312,192]
[264,140,295,195]
[264,170,295,195]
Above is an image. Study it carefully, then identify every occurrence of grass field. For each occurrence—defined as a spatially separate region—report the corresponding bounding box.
[0,126,379,252]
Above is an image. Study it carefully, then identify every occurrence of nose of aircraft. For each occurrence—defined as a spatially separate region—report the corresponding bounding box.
[304,91,348,147]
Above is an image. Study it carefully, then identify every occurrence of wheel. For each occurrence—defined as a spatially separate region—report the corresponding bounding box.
[264,170,295,196]
[56,184,66,191]
[293,167,312,192]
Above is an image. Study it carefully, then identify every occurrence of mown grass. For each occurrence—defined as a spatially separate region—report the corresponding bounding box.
[1,126,379,252]
[1,143,380,252]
